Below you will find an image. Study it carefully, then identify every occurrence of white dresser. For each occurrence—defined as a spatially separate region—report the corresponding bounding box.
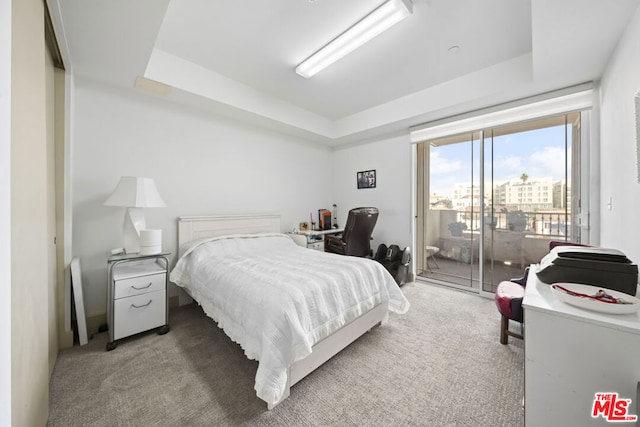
[106,253,170,351]
[523,267,640,426]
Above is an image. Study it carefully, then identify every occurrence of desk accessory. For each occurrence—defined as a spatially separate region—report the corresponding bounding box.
[551,283,640,314]
[140,229,162,255]
[318,209,332,230]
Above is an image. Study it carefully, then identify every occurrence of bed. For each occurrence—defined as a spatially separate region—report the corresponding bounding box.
[169,214,409,409]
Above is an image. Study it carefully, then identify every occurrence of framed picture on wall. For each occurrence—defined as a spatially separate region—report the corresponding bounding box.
[357,170,376,189]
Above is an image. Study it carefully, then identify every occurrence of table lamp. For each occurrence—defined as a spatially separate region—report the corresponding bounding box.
[104,176,166,254]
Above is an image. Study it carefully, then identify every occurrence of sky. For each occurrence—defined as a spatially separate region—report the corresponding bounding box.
[430,125,571,197]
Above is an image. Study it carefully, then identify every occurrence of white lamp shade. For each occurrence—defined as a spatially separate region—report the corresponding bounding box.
[104,176,166,253]
[103,176,166,208]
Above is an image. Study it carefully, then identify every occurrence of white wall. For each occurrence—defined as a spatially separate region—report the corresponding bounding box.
[331,135,414,252]
[0,0,11,423]
[599,4,640,263]
[72,78,333,316]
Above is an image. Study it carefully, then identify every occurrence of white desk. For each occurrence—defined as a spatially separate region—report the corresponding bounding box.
[523,266,640,426]
[290,228,344,251]
[298,228,344,237]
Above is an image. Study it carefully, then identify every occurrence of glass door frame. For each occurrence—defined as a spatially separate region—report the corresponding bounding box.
[414,131,488,295]
[412,111,589,297]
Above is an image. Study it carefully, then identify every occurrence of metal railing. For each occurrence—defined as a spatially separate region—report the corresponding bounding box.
[456,210,571,238]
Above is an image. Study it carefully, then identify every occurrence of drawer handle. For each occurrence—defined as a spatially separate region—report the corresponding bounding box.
[131,300,152,309]
[131,282,153,291]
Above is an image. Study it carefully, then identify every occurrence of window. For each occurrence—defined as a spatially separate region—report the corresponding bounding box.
[415,111,585,293]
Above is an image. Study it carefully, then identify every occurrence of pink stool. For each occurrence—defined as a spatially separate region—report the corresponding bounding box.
[495,278,526,344]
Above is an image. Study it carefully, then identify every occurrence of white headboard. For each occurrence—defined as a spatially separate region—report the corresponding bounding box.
[177,214,281,252]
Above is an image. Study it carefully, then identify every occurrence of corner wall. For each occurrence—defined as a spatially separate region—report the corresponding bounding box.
[0,0,11,423]
[71,78,334,318]
[331,135,414,252]
[599,4,640,263]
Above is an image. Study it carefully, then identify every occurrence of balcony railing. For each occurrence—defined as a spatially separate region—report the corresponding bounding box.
[455,210,572,238]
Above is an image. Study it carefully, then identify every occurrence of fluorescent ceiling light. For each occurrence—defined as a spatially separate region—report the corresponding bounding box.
[296,0,413,78]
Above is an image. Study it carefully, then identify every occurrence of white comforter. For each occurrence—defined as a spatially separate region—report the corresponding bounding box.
[169,233,409,405]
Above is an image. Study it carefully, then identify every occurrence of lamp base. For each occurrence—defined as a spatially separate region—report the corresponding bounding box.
[123,207,146,254]
[139,229,162,255]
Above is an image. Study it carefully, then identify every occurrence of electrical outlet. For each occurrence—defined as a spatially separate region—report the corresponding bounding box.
[578,213,590,229]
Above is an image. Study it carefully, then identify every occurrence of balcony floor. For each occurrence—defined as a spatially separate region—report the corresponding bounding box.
[417,257,526,293]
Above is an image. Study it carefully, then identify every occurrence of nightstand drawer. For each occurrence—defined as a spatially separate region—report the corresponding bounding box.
[114,272,165,299]
[113,290,166,340]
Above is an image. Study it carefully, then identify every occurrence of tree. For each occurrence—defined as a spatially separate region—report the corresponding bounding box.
[520,173,529,183]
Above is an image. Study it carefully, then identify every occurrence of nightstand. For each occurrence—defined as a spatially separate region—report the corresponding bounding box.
[106,252,170,351]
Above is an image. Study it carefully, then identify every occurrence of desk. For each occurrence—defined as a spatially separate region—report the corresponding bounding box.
[290,228,344,251]
[523,266,640,426]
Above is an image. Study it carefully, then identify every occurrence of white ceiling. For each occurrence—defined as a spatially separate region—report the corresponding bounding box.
[53,0,640,146]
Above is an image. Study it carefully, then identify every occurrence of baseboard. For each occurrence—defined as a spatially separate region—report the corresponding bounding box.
[86,313,107,338]
[169,295,179,309]
[58,329,74,350]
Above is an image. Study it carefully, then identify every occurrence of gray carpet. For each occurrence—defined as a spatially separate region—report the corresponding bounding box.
[48,282,524,426]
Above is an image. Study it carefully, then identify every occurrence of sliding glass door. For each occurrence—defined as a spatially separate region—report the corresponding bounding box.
[416,132,482,290]
[416,113,581,292]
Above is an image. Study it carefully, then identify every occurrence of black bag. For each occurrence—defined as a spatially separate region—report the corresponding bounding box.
[374,244,388,262]
[537,246,638,295]
[382,245,402,272]
[374,243,411,285]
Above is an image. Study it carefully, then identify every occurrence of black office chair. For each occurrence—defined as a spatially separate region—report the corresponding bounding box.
[325,207,379,257]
